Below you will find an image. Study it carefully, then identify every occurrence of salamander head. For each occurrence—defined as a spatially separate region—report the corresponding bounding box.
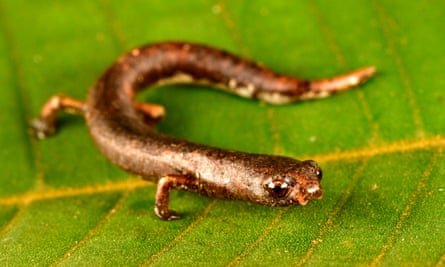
[261,160,323,206]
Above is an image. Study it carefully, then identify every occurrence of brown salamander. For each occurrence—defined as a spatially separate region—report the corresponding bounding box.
[31,42,375,220]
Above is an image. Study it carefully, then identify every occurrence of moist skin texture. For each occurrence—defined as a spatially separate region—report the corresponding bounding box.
[31,41,375,220]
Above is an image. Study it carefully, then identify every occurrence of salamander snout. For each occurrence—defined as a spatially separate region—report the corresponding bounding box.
[294,160,323,205]
[302,160,322,181]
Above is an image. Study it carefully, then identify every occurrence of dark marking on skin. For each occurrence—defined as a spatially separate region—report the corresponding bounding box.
[30,41,375,220]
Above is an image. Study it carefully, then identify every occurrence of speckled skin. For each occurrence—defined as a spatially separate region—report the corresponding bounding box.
[32,41,375,220]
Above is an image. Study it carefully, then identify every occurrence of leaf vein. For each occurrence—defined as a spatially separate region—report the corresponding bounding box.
[0,178,149,206]
[99,0,127,49]
[141,199,217,266]
[226,208,287,267]
[0,2,44,188]
[215,0,249,56]
[266,108,284,155]
[372,0,425,138]
[0,205,26,238]
[307,0,345,66]
[50,191,131,266]
[307,0,380,143]
[436,252,445,267]
[306,135,445,163]
[370,150,441,266]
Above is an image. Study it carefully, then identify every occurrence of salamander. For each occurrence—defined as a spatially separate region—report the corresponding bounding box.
[30,41,375,220]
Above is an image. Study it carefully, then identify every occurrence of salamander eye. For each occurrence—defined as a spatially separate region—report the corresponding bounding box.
[265,179,291,198]
[316,168,322,181]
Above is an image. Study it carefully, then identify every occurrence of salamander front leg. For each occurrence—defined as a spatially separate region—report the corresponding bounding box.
[30,94,86,139]
[154,175,199,220]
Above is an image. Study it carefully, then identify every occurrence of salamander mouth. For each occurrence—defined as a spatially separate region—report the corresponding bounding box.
[294,185,323,205]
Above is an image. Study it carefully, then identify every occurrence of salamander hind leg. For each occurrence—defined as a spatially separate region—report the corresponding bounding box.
[30,94,86,139]
[134,102,165,126]
[154,175,199,220]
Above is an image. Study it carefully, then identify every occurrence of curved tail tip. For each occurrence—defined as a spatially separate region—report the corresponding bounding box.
[309,65,377,95]
[355,66,377,84]
[340,65,376,89]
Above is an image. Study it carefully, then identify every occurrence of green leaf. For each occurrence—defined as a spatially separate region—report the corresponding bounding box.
[1,0,444,266]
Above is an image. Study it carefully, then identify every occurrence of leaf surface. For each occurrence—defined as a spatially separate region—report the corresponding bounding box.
[0,0,444,266]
